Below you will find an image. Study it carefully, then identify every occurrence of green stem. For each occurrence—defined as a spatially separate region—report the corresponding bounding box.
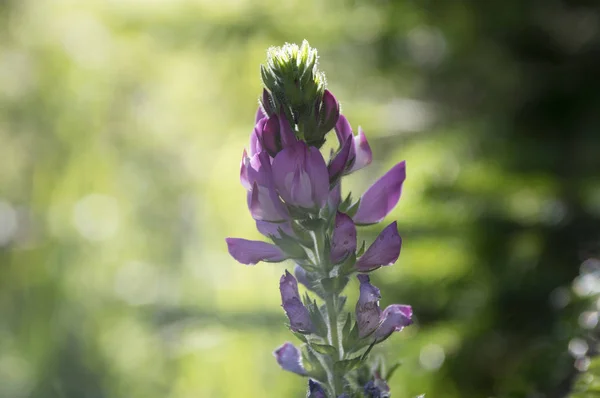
[326,294,343,396]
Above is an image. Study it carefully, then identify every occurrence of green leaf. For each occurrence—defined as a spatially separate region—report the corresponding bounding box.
[310,343,337,357]
[334,357,362,373]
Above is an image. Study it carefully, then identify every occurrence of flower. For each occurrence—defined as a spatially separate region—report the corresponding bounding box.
[355,274,382,338]
[353,161,406,225]
[363,373,390,398]
[334,115,373,175]
[355,275,412,341]
[272,141,329,210]
[330,212,357,264]
[280,270,314,333]
[355,222,402,272]
[372,304,413,342]
[225,238,288,265]
[260,113,297,157]
[308,380,327,398]
[255,220,294,239]
[273,342,307,376]
[243,151,289,222]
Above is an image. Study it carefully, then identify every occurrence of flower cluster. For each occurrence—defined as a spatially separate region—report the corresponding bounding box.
[226,41,413,397]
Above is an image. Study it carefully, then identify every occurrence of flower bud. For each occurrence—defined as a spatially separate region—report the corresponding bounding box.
[280,270,314,333]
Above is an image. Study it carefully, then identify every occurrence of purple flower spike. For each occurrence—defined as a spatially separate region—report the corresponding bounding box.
[274,342,307,376]
[308,380,327,398]
[280,270,314,333]
[330,212,357,264]
[355,274,382,338]
[355,222,402,272]
[373,304,413,342]
[353,161,406,225]
[226,238,288,265]
[272,141,329,210]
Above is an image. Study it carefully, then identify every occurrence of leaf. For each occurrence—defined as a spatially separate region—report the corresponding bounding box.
[385,363,401,381]
[334,357,362,373]
[310,343,338,357]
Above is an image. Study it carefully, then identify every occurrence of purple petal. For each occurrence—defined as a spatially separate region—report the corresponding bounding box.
[273,342,307,376]
[319,89,340,133]
[308,380,327,398]
[226,238,287,265]
[255,106,266,124]
[335,114,353,143]
[330,212,357,264]
[248,182,289,222]
[355,274,382,338]
[279,112,297,148]
[328,182,342,212]
[249,118,267,157]
[280,271,313,333]
[328,136,352,182]
[283,297,314,333]
[355,222,402,272]
[353,161,406,225]
[256,220,294,239]
[272,142,329,209]
[261,115,282,157]
[280,270,302,302]
[373,304,413,341]
[306,146,330,208]
[348,127,372,173]
[240,149,251,190]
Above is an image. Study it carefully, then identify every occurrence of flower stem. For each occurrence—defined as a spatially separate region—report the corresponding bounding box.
[326,294,344,396]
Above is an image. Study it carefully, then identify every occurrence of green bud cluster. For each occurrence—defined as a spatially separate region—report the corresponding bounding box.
[260,40,334,148]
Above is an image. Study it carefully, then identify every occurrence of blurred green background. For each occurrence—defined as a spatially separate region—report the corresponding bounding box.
[2,0,600,397]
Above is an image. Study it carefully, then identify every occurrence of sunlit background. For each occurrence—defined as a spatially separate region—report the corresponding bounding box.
[2,0,600,397]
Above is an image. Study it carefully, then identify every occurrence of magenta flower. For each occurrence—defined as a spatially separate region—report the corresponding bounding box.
[330,212,357,264]
[280,270,314,333]
[355,222,402,272]
[355,275,412,341]
[225,238,288,265]
[353,161,406,225]
[272,141,330,210]
[334,115,373,174]
[355,274,382,338]
[273,342,307,376]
